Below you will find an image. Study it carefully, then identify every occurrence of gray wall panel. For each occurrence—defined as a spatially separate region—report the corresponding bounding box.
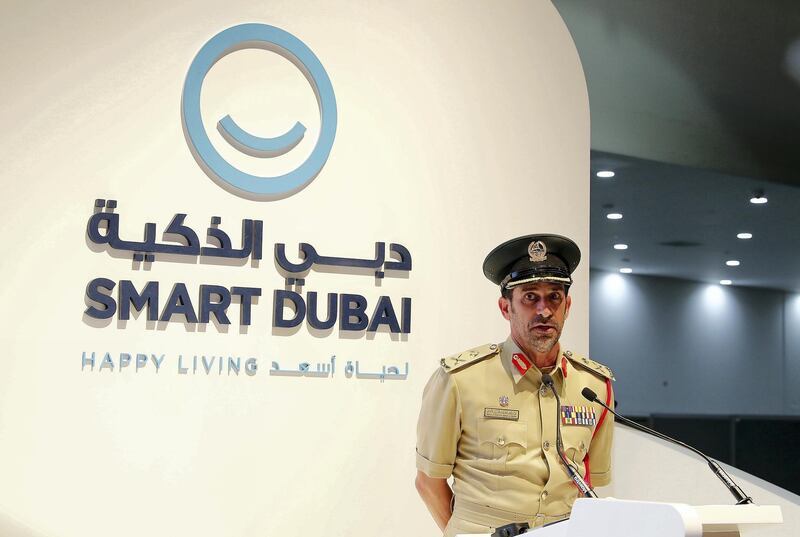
[590,270,791,415]
[784,295,800,413]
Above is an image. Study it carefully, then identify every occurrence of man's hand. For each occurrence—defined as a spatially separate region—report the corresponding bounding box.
[415,470,454,531]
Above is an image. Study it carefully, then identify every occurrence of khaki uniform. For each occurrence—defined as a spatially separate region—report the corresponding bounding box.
[416,337,614,536]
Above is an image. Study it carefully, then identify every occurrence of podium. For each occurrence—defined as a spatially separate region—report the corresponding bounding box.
[456,499,783,537]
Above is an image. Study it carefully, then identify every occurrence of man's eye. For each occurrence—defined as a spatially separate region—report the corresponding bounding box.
[550,293,561,301]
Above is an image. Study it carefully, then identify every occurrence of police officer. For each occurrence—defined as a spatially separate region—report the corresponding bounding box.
[415,234,615,536]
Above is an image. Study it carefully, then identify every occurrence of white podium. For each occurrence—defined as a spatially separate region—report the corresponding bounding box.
[456,499,782,537]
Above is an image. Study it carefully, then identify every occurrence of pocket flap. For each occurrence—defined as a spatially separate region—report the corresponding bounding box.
[477,419,527,448]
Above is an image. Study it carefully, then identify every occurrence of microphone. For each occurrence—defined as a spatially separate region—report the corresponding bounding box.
[581,387,754,505]
[542,373,597,498]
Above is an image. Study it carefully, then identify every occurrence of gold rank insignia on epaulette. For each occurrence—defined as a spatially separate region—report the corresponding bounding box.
[564,350,615,381]
[440,343,500,373]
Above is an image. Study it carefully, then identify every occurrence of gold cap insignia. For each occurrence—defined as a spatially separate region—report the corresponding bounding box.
[528,240,547,262]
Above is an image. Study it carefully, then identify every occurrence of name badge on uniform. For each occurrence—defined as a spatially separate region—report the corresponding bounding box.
[484,408,519,421]
[560,405,596,426]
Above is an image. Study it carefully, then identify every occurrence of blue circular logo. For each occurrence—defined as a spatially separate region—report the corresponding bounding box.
[182,23,337,198]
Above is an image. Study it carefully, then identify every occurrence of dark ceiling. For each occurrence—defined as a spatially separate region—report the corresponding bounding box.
[553,0,800,290]
[554,0,800,187]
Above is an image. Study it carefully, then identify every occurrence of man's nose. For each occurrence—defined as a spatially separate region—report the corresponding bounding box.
[535,301,553,317]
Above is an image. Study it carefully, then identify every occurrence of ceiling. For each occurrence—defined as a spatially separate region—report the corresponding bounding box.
[552,0,800,290]
[554,0,800,187]
[589,151,800,291]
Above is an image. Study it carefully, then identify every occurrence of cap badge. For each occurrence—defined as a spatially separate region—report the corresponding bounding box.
[528,240,547,262]
[499,395,510,407]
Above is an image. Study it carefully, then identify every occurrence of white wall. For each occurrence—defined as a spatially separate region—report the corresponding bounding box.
[0,2,590,536]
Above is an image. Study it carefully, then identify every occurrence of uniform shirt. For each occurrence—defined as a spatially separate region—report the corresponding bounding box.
[416,336,614,530]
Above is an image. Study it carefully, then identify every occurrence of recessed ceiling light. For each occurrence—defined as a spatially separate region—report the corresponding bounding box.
[749,189,768,205]
[596,170,615,178]
[720,279,732,285]
[606,213,623,220]
[736,232,753,239]
[613,243,628,250]
[619,267,633,274]
[726,260,740,267]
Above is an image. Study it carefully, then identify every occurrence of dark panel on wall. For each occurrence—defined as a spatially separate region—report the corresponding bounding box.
[651,415,733,464]
[735,417,800,495]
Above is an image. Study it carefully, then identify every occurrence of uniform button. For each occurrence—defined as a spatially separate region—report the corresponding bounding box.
[543,440,551,451]
[497,437,505,446]
[541,490,549,499]
[540,386,548,396]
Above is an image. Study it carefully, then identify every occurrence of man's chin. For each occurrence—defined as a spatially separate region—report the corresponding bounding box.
[529,336,557,354]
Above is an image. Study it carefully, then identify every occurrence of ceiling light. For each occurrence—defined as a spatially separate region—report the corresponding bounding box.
[736,232,752,239]
[726,260,740,267]
[720,279,732,286]
[606,213,623,220]
[750,189,768,204]
[619,267,632,274]
[613,243,628,250]
[596,170,615,178]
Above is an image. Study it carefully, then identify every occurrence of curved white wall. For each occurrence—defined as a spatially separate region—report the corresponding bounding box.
[0,2,590,536]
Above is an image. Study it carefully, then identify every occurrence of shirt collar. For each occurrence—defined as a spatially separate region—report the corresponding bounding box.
[501,335,566,385]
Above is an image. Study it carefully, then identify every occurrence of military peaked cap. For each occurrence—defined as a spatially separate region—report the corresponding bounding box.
[483,234,581,289]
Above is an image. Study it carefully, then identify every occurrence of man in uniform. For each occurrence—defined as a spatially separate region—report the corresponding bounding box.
[414,234,615,536]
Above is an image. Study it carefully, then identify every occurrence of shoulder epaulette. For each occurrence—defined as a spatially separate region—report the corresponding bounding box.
[440,342,500,373]
[564,350,615,381]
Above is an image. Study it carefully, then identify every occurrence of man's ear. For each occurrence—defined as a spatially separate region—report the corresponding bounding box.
[498,296,511,321]
[564,294,572,319]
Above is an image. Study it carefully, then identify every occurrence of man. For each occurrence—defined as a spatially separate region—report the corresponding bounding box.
[415,234,615,536]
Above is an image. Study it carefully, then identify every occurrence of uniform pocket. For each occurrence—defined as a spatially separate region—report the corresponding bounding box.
[477,419,527,468]
[562,426,591,470]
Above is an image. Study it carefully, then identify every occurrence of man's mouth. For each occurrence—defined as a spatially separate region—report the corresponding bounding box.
[532,324,555,334]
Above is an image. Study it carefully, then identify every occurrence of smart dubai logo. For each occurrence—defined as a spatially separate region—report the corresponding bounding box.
[181,23,337,199]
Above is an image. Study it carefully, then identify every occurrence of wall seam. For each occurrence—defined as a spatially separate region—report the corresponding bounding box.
[781,292,787,414]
